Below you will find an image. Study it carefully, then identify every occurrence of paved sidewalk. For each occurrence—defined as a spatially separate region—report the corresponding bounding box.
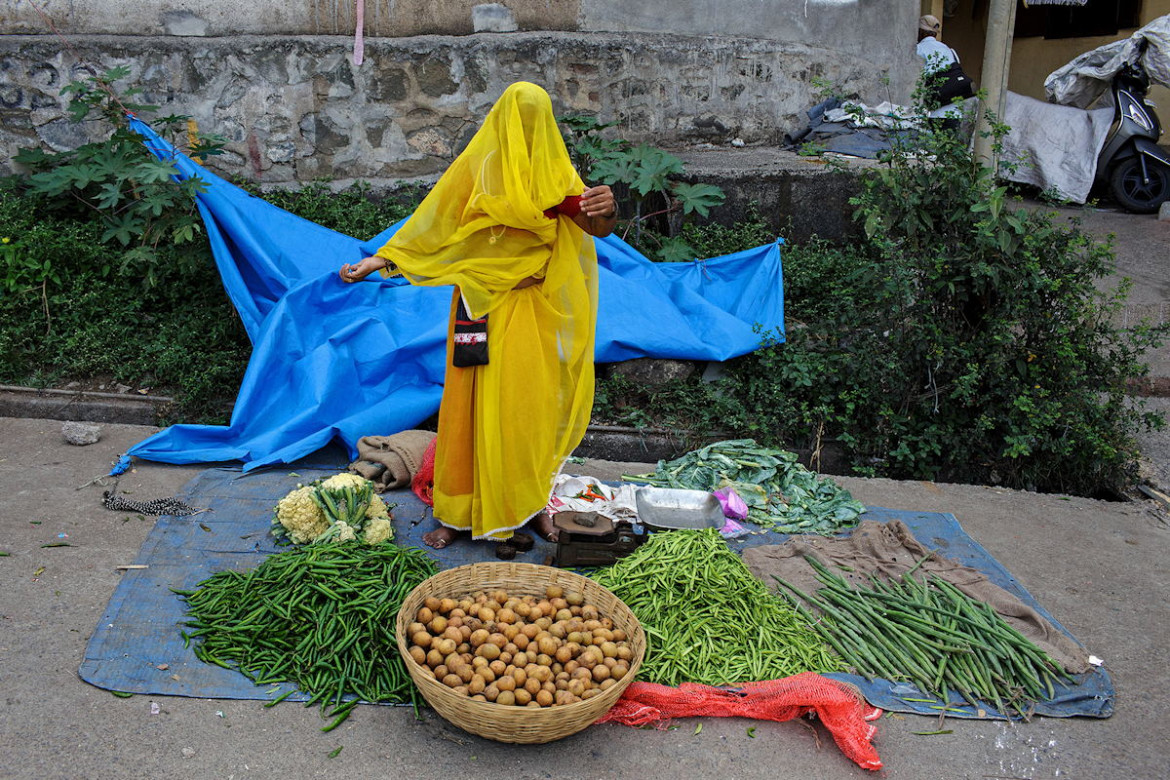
[1,416,1167,780]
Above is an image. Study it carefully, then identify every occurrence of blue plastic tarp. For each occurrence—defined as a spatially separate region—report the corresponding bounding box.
[80,463,1113,719]
[124,118,784,471]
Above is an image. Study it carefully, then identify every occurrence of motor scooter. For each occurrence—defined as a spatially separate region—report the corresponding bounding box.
[1097,42,1170,213]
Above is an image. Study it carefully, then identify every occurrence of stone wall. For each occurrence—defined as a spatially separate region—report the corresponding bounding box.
[0,32,905,186]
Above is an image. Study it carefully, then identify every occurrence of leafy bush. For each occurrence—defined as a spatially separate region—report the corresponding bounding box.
[11,66,225,288]
[718,119,1165,493]
[559,113,725,261]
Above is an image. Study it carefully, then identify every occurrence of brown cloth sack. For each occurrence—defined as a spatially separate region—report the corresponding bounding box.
[348,430,437,492]
[742,519,1090,674]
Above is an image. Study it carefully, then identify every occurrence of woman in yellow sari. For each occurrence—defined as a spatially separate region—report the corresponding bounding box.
[340,82,616,553]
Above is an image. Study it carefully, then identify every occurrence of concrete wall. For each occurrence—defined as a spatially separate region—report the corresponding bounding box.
[0,0,582,37]
[1,0,915,56]
[0,32,906,185]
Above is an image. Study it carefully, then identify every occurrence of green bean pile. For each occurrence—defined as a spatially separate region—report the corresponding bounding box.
[592,529,845,686]
[175,543,437,729]
[776,557,1072,717]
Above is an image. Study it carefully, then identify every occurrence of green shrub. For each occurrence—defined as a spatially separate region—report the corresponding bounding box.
[718,120,1165,493]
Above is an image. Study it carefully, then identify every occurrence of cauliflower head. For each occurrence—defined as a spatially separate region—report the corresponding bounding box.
[362,516,393,545]
[334,521,358,543]
[319,472,371,491]
[365,494,390,520]
[275,485,329,544]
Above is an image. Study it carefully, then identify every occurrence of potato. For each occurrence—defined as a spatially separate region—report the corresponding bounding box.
[496,675,516,692]
[489,660,507,676]
[599,678,617,691]
[416,607,434,624]
[412,631,432,648]
[478,607,496,623]
[433,664,448,680]
[497,608,517,625]
[443,674,462,688]
[436,638,458,656]
[555,609,573,622]
[468,675,486,695]
[409,646,427,665]
[488,632,508,648]
[484,683,500,702]
[600,641,619,658]
[513,633,530,651]
[429,616,448,635]
[536,689,555,707]
[496,690,516,706]
[470,628,490,647]
[592,664,611,682]
[478,666,496,684]
[477,643,501,660]
[442,626,462,643]
[426,648,444,668]
[565,591,584,607]
[550,597,568,611]
[545,585,564,599]
[513,688,532,706]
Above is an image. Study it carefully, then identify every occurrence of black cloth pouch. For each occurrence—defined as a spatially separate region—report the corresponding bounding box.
[452,296,489,367]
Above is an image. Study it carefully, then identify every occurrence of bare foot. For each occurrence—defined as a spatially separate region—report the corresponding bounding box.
[530,511,559,543]
[423,526,461,549]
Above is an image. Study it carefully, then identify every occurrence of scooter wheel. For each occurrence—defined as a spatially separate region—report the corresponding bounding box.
[1108,157,1170,214]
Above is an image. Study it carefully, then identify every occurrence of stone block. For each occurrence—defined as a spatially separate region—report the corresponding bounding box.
[62,421,102,446]
[472,4,519,33]
[609,358,697,386]
[417,59,457,98]
[1160,200,1170,222]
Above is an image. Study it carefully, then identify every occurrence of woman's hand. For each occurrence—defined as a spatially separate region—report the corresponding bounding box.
[339,256,387,283]
[580,185,616,219]
[575,185,618,238]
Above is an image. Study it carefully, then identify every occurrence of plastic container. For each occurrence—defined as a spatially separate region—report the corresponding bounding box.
[635,487,725,531]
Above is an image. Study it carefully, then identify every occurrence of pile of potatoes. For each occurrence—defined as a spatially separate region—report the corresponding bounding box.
[406,585,636,708]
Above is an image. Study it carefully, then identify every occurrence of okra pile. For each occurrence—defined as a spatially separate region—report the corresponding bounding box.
[175,543,437,729]
[592,529,845,686]
[776,556,1073,716]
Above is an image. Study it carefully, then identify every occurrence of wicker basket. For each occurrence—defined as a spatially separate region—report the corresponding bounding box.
[395,561,645,744]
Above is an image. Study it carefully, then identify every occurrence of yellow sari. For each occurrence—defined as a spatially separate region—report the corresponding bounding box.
[375,82,598,540]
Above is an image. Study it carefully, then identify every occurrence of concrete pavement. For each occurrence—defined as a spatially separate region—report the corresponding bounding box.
[1,415,1168,780]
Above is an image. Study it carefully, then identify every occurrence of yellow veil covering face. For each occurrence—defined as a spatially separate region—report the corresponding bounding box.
[375,82,599,540]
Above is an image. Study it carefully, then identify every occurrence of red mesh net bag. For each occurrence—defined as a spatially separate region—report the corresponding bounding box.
[596,673,883,771]
[411,437,436,507]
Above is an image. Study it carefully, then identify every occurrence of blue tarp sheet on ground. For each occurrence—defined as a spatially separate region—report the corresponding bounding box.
[122,118,784,471]
[81,462,1113,719]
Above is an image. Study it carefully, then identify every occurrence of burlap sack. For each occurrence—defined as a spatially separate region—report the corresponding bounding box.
[348,430,437,492]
